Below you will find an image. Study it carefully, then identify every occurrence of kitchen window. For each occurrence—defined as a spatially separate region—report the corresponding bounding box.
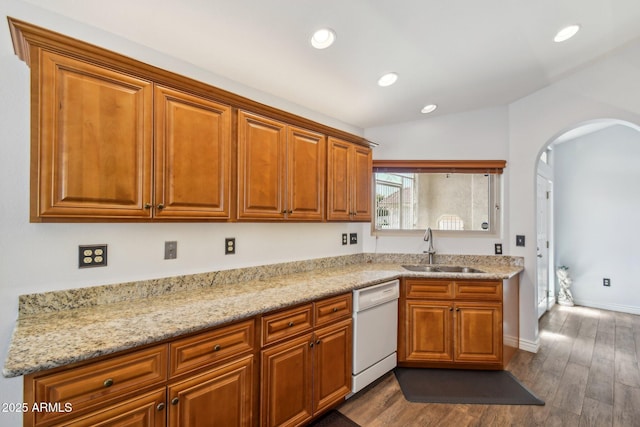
[372,160,505,236]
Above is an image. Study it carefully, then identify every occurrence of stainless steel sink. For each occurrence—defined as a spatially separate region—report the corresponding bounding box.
[401,265,441,272]
[435,265,485,273]
[401,265,485,273]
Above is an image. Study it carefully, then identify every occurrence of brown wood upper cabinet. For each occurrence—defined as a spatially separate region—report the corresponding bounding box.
[30,50,232,221]
[327,137,372,221]
[33,50,154,220]
[154,85,232,219]
[237,110,326,221]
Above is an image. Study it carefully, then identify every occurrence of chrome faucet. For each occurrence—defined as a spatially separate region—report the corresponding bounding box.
[423,227,436,264]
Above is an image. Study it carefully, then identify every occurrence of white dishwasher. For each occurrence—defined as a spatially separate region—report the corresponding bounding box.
[350,279,400,396]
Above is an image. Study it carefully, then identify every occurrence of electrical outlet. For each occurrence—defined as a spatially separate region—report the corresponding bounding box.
[164,241,177,260]
[79,245,107,268]
[603,278,611,287]
[341,233,348,245]
[350,233,358,245]
[494,243,503,255]
[516,235,525,247]
[225,238,236,255]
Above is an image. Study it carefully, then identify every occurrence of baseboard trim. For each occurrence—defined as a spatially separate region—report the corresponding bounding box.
[572,299,640,316]
[518,336,540,353]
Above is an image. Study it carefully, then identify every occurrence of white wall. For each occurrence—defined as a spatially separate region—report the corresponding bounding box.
[554,125,640,313]
[363,106,511,255]
[0,2,364,424]
[507,40,640,350]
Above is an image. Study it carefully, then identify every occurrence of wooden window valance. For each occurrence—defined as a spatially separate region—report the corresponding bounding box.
[372,160,506,174]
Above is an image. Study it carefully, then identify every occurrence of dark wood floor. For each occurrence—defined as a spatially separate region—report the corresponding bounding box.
[337,304,640,426]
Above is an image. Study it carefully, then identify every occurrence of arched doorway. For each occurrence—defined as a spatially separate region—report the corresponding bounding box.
[535,119,640,318]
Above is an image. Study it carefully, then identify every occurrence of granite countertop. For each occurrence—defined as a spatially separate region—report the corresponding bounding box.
[3,254,523,378]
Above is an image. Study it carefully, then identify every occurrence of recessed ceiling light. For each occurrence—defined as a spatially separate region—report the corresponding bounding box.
[554,24,580,42]
[421,104,438,114]
[378,72,398,87]
[311,28,336,49]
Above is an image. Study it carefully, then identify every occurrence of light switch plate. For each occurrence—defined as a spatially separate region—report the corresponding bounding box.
[164,241,177,260]
[516,235,525,247]
[349,233,358,244]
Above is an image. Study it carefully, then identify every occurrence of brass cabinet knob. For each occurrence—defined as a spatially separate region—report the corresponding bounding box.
[103,378,114,387]
[171,397,179,405]
[156,403,165,411]
[288,321,294,327]
[332,307,338,312]
[316,340,320,345]
[213,344,221,352]
[309,342,314,348]
[157,204,165,210]
[144,203,152,209]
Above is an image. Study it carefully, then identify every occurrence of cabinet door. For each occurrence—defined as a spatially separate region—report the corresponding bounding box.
[260,334,313,427]
[326,138,351,220]
[168,355,254,427]
[286,126,325,220]
[55,389,165,427]
[313,319,352,414]
[404,300,454,362]
[237,111,286,219]
[455,302,502,363]
[154,86,231,219]
[351,145,372,221]
[35,50,153,220]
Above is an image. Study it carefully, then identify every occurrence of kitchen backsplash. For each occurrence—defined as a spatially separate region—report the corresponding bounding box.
[18,253,523,317]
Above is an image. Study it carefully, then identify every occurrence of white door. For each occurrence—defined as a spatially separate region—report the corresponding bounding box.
[536,175,552,318]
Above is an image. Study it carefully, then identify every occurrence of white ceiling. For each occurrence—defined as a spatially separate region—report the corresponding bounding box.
[20,0,640,129]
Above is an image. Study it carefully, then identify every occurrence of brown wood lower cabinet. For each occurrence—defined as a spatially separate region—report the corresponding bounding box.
[168,355,254,426]
[51,389,166,427]
[24,319,257,427]
[23,294,354,427]
[399,277,519,370]
[260,295,352,427]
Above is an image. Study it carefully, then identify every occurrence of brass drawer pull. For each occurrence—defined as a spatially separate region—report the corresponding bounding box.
[103,378,114,388]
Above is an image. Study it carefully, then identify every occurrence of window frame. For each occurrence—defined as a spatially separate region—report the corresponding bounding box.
[371,160,505,237]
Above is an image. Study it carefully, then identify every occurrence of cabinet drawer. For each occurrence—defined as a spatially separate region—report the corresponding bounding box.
[455,281,502,300]
[261,304,313,346]
[405,279,454,299]
[55,388,166,427]
[29,345,167,426]
[170,319,255,378]
[314,293,352,327]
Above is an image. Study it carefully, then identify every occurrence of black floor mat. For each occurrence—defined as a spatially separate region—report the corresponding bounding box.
[309,410,361,427]
[394,367,545,405]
